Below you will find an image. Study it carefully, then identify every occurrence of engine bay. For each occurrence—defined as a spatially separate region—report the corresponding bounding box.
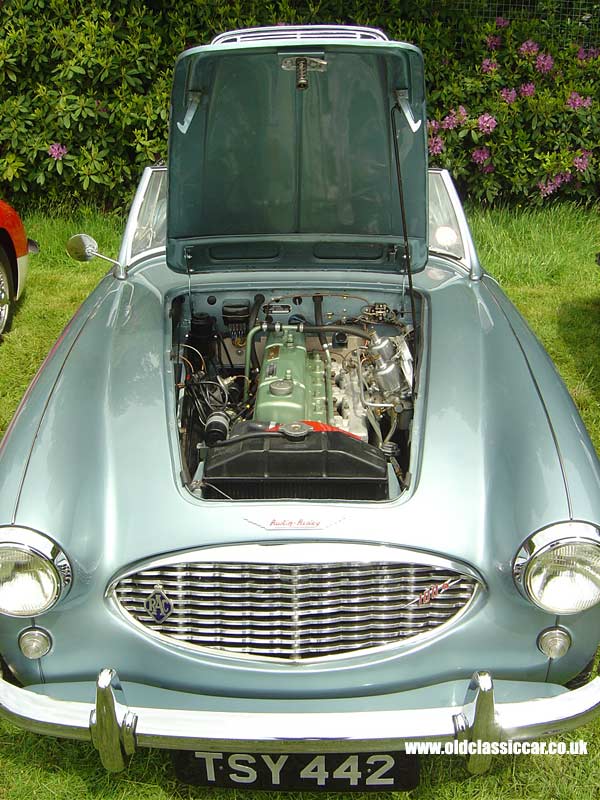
[171,289,420,501]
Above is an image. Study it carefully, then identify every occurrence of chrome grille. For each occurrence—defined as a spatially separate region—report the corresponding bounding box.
[112,551,478,661]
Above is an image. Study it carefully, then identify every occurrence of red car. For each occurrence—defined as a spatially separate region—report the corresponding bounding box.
[0,199,37,335]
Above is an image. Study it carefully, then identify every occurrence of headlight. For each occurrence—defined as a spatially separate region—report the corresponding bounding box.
[0,528,72,617]
[514,522,600,615]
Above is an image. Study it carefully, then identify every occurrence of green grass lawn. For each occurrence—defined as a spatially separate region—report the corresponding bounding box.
[0,204,599,799]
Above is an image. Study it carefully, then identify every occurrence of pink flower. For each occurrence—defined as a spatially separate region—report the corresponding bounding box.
[486,34,502,50]
[573,150,591,172]
[519,82,536,97]
[477,113,497,134]
[500,87,517,103]
[47,143,67,160]
[481,58,498,73]
[495,17,510,28]
[535,53,554,73]
[427,119,440,133]
[482,163,495,173]
[538,178,557,197]
[441,111,458,129]
[578,46,600,61]
[428,135,444,156]
[519,40,539,56]
[440,108,468,129]
[472,147,491,165]
[538,171,574,197]
[566,91,592,109]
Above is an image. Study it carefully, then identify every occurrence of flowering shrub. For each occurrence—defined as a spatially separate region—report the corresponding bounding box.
[414,14,599,204]
[0,0,597,208]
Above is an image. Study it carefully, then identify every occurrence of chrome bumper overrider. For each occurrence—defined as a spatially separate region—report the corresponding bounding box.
[1,669,600,774]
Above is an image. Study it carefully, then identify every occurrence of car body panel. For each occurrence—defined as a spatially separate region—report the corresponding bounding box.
[0,282,111,519]
[484,275,600,523]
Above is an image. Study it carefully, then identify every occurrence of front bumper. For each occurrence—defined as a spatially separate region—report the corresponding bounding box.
[1,669,600,775]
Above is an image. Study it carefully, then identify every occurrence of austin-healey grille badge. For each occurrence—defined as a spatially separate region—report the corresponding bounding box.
[144,585,173,622]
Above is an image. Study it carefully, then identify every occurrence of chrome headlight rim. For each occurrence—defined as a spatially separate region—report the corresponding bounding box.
[513,521,600,614]
[0,527,72,617]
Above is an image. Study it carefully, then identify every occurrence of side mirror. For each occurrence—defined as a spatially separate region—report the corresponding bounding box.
[66,234,99,262]
[66,234,127,280]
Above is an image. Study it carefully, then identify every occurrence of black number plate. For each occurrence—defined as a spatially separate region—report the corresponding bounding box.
[172,750,419,791]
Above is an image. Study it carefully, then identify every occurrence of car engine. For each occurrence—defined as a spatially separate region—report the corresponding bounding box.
[172,291,418,501]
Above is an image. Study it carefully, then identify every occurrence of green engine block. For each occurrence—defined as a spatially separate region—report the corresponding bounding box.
[253,330,328,424]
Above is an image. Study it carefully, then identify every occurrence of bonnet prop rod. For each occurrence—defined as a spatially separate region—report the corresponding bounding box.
[391,96,418,398]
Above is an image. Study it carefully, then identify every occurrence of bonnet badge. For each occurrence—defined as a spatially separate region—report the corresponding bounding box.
[144,585,173,623]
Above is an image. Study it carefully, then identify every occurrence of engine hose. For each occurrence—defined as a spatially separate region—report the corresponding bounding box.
[323,347,334,425]
[302,324,371,340]
[312,294,328,349]
[248,293,265,370]
[366,407,384,446]
[244,325,264,400]
[312,297,335,424]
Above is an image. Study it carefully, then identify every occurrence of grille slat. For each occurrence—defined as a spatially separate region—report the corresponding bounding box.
[115,598,474,618]
[115,586,474,604]
[113,559,478,661]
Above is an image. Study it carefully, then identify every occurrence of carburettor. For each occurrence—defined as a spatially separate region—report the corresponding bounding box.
[368,332,413,399]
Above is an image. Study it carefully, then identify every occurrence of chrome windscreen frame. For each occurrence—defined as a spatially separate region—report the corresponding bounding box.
[105,541,484,664]
[428,168,482,280]
[118,165,167,269]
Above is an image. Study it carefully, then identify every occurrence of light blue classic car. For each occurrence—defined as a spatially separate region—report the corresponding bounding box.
[1,25,600,791]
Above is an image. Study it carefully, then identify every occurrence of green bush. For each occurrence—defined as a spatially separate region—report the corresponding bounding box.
[413,16,600,204]
[0,0,597,209]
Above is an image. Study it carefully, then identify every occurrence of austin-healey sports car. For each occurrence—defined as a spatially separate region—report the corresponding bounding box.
[0,24,600,791]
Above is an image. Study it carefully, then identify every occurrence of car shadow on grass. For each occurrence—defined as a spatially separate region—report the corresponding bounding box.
[557,294,600,417]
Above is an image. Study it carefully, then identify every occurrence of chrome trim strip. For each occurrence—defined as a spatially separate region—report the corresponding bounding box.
[2,670,600,772]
